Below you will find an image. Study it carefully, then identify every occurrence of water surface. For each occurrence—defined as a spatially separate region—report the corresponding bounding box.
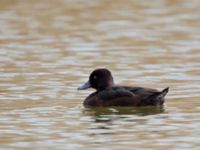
[0,0,200,149]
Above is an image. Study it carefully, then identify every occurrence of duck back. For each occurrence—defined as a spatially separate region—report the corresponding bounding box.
[83,86,169,106]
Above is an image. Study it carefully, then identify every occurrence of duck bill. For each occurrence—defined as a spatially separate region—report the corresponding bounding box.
[77,81,91,90]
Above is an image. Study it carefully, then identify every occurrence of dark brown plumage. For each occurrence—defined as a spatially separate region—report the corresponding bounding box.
[78,68,169,107]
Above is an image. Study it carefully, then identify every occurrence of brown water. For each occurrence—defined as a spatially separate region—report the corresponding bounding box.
[0,0,200,149]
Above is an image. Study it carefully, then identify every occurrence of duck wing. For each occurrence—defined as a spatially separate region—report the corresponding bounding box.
[84,87,169,106]
[95,87,140,106]
[98,87,135,100]
[123,86,169,105]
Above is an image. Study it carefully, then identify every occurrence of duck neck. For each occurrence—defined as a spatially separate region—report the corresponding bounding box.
[97,81,114,91]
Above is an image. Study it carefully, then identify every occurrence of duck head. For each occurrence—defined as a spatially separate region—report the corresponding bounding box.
[78,68,114,91]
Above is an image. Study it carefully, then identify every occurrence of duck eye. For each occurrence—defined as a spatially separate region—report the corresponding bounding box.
[93,76,97,79]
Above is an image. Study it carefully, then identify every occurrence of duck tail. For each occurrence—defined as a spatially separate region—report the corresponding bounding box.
[161,87,169,97]
[157,87,169,99]
[153,87,169,105]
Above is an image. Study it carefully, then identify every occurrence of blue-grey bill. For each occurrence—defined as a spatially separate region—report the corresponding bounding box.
[77,81,91,90]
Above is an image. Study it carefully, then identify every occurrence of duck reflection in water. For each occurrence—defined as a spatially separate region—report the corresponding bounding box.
[83,105,165,118]
[82,106,165,136]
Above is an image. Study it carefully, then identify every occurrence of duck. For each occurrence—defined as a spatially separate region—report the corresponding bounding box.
[78,68,169,107]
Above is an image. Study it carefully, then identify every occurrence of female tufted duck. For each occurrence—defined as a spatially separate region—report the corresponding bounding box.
[78,68,169,107]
